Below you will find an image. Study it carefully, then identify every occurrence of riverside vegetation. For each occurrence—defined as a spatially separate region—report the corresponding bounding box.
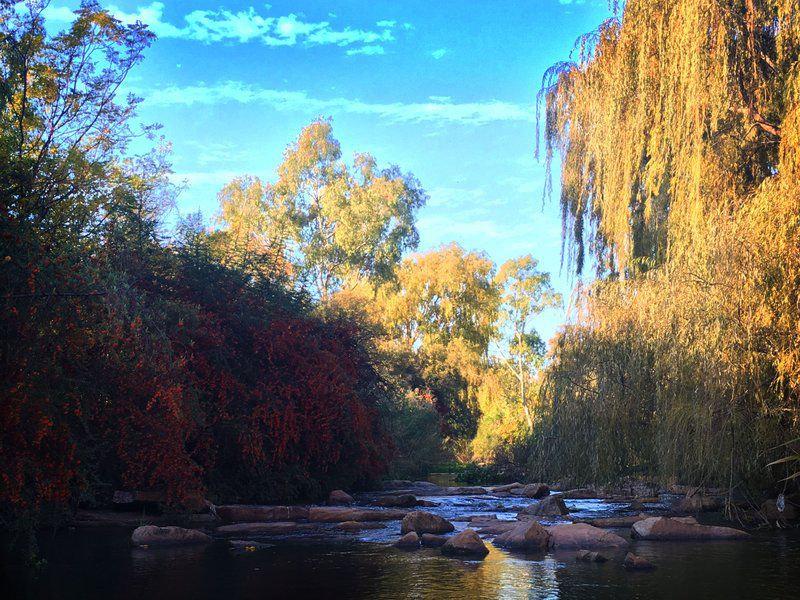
[2,0,800,568]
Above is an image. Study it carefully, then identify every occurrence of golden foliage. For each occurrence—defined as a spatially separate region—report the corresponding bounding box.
[535,0,800,487]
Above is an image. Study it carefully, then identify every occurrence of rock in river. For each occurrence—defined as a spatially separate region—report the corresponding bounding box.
[131,525,211,547]
[309,507,407,522]
[216,522,308,535]
[546,523,629,550]
[493,520,550,551]
[441,529,489,557]
[514,483,550,499]
[394,532,421,549]
[624,552,656,570]
[336,521,385,531]
[215,505,309,522]
[519,493,569,517]
[631,517,750,541]
[421,533,448,547]
[576,549,608,562]
[374,494,419,508]
[328,490,355,505]
[400,511,455,535]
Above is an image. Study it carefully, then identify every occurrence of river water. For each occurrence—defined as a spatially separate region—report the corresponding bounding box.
[3,492,800,599]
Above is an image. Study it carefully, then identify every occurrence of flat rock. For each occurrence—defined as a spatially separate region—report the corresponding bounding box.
[308,507,407,522]
[444,486,488,496]
[631,517,749,540]
[546,523,629,550]
[576,549,608,562]
[328,490,355,505]
[421,533,448,547]
[582,513,650,528]
[472,519,519,535]
[490,482,523,493]
[400,511,455,534]
[131,525,211,547]
[441,529,489,557]
[215,505,309,522]
[519,494,569,517]
[374,494,418,508]
[336,520,386,531]
[216,521,307,535]
[624,552,656,570]
[493,520,550,551]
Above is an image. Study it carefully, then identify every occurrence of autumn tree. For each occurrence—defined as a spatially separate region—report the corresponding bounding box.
[217,120,427,299]
[494,256,561,428]
[533,0,800,490]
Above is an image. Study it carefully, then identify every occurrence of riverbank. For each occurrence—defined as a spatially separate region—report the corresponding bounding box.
[4,481,800,600]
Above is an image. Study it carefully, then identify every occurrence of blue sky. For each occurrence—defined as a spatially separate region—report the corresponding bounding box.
[45,0,612,342]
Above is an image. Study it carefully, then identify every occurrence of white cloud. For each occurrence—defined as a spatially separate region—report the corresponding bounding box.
[140,81,535,125]
[346,45,386,56]
[430,48,449,60]
[44,2,399,53]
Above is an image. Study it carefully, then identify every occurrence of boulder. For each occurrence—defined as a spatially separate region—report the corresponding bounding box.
[308,507,407,522]
[374,494,418,508]
[629,500,646,511]
[519,494,569,517]
[493,520,550,551]
[400,511,455,535]
[624,552,656,570]
[418,500,439,507]
[576,549,608,562]
[328,490,355,505]
[546,523,629,550]
[441,529,489,557]
[631,517,749,540]
[131,525,211,547]
[516,483,550,499]
[394,531,421,549]
[421,533,448,547]
[336,521,385,531]
[215,505,309,522]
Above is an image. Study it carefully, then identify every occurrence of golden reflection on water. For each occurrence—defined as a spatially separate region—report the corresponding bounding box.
[375,543,561,600]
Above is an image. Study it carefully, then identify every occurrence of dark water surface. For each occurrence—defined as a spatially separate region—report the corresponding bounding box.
[3,494,800,599]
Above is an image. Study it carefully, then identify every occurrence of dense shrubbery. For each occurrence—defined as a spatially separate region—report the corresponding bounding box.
[0,3,394,551]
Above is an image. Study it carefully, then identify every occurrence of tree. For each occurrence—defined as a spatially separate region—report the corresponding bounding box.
[495,255,561,428]
[213,175,293,280]
[532,0,800,490]
[378,243,499,354]
[222,119,427,298]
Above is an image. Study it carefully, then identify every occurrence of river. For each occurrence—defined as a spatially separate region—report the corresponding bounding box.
[3,490,799,599]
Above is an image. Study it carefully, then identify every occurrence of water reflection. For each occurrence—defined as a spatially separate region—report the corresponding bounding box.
[370,543,561,599]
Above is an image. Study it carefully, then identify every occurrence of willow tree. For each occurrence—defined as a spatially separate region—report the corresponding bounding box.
[540,0,799,276]
[534,0,800,490]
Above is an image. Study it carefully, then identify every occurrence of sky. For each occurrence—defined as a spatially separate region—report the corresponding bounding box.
[44,0,613,343]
